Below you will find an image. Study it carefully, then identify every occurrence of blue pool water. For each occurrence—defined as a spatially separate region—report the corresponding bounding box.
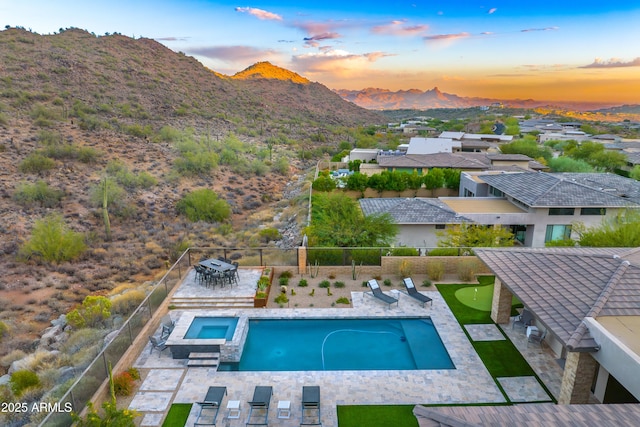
[221,318,454,371]
[185,317,238,340]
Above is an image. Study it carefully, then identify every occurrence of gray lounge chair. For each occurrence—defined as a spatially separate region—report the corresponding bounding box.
[528,329,547,347]
[301,386,321,426]
[195,386,227,426]
[512,309,534,331]
[148,335,168,356]
[402,278,433,307]
[367,279,398,308]
[246,386,272,426]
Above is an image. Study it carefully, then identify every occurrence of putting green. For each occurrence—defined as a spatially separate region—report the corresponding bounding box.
[455,284,494,311]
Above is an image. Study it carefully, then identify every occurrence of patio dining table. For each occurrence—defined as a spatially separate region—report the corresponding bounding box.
[199,258,235,272]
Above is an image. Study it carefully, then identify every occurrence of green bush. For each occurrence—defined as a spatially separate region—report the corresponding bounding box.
[279,270,293,279]
[66,295,112,329]
[318,280,330,288]
[426,260,445,281]
[274,293,289,305]
[113,371,135,396]
[19,213,86,263]
[0,320,8,340]
[111,290,145,316]
[298,279,308,287]
[10,369,40,397]
[333,281,345,288]
[307,248,343,266]
[13,180,64,208]
[335,297,350,304]
[176,189,231,223]
[428,248,460,256]
[383,279,392,287]
[18,153,56,173]
[258,227,281,243]
[389,247,419,256]
[278,277,289,286]
[89,178,127,212]
[422,278,433,287]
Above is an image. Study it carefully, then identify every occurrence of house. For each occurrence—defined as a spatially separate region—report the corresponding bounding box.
[406,137,461,154]
[358,198,471,247]
[414,246,640,424]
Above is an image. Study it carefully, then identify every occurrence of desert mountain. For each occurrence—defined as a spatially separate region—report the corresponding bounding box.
[335,87,627,112]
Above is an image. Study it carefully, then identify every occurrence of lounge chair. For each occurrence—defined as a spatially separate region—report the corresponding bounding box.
[148,335,168,356]
[160,315,175,340]
[246,386,272,426]
[300,386,322,426]
[195,386,227,426]
[367,279,399,308]
[402,278,433,307]
[512,309,534,332]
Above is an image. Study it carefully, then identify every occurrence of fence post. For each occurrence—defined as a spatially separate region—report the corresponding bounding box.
[259,249,263,266]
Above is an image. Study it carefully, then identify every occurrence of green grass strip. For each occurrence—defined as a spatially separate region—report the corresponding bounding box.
[472,340,536,377]
[162,403,192,427]
[337,405,419,427]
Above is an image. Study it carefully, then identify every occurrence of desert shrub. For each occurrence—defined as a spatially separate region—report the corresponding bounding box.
[176,189,231,223]
[257,276,270,291]
[111,290,145,316]
[0,349,26,368]
[422,278,433,287]
[278,277,289,286]
[278,270,293,279]
[383,279,392,287]
[258,227,281,243]
[274,293,289,305]
[0,320,8,340]
[127,367,140,381]
[19,213,86,264]
[10,369,40,397]
[457,260,478,282]
[113,371,136,396]
[298,279,308,287]
[318,280,330,288]
[13,180,64,208]
[399,259,412,278]
[426,260,445,281]
[66,295,112,329]
[18,153,56,173]
[333,281,345,288]
[89,178,127,212]
[335,297,350,304]
[37,130,63,145]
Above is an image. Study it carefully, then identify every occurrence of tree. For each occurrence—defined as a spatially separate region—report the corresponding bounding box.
[19,213,86,263]
[437,223,515,254]
[176,189,231,223]
[345,172,368,192]
[572,209,640,247]
[306,193,397,247]
[312,175,336,192]
[589,150,627,172]
[423,168,444,190]
[66,295,112,329]
[548,157,595,172]
[499,139,552,162]
[630,165,640,181]
[443,168,461,190]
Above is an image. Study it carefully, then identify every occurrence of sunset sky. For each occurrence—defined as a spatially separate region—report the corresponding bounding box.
[2,0,640,103]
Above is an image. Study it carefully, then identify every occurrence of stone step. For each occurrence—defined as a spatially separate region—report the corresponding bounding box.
[189,352,220,359]
[187,359,220,368]
[170,301,254,308]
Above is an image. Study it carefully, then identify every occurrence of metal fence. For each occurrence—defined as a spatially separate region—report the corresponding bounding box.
[38,250,191,427]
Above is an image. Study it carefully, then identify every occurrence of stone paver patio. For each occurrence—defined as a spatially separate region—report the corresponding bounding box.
[129,268,563,426]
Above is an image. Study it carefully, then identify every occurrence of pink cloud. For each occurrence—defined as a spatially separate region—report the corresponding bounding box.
[488,8,497,14]
[292,49,391,74]
[520,27,558,32]
[188,45,278,63]
[235,7,282,21]
[371,20,428,36]
[580,57,640,68]
[423,32,470,42]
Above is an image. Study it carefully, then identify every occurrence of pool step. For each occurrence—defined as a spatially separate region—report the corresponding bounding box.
[187,352,220,369]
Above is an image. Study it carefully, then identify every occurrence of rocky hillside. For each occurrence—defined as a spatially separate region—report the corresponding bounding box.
[0,27,384,361]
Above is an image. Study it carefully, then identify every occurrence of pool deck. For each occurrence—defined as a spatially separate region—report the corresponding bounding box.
[130,269,563,427]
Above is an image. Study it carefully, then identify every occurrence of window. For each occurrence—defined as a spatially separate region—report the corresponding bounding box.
[581,208,606,215]
[435,224,446,230]
[549,208,575,216]
[545,225,572,243]
[489,186,504,197]
[463,188,475,197]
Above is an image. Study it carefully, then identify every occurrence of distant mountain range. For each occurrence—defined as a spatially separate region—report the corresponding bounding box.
[334,87,633,112]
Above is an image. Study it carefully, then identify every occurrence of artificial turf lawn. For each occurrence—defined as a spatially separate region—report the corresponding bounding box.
[337,405,419,427]
[472,340,536,377]
[161,403,191,427]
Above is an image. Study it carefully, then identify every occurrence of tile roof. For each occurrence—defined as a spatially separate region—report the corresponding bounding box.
[554,172,640,204]
[377,153,490,169]
[359,198,471,224]
[414,403,640,426]
[479,172,640,207]
[475,247,640,351]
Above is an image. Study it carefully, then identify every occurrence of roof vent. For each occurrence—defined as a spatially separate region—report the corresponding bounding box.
[613,254,620,259]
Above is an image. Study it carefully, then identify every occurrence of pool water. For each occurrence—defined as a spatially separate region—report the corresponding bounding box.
[220,318,454,371]
[184,317,238,340]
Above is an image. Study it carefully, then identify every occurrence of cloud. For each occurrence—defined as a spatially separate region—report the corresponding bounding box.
[520,27,558,32]
[235,7,282,21]
[154,36,190,42]
[488,8,497,14]
[371,20,428,36]
[187,45,278,64]
[303,32,341,41]
[423,32,470,42]
[580,57,640,68]
[292,49,391,74]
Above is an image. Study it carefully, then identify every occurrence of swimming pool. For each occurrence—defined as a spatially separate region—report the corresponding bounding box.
[219,318,454,371]
[184,317,238,340]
